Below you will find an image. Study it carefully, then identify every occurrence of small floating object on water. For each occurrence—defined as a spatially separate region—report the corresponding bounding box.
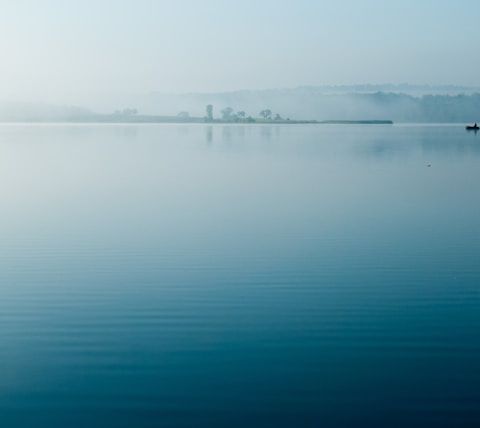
[466,123,479,131]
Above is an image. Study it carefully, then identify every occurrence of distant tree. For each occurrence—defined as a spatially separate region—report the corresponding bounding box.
[246,116,255,123]
[274,113,283,121]
[206,104,214,121]
[177,111,190,119]
[221,107,234,121]
[259,109,272,120]
[237,111,246,120]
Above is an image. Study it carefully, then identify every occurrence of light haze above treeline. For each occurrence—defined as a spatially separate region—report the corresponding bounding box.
[1,1,479,103]
[1,85,480,123]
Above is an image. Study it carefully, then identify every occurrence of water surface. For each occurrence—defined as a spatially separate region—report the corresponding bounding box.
[0,124,479,427]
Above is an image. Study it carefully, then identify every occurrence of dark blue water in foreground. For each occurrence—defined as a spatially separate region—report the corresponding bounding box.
[0,124,479,427]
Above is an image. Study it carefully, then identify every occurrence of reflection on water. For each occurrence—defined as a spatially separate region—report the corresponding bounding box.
[201,123,480,159]
[0,124,479,428]
[205,126,213,145]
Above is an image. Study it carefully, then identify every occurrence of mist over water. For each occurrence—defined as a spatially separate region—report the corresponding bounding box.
[1,124,479,427]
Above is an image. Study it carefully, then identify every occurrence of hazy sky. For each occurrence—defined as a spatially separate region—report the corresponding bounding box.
[1,0,479,103]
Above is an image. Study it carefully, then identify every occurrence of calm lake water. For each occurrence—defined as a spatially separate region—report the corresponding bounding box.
[0,124,479,427]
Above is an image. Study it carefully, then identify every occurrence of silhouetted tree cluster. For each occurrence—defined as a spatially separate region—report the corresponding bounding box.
[221,107,234,120]
[205,104,214,121]
[259,109,272,120]
[204,105,286,122]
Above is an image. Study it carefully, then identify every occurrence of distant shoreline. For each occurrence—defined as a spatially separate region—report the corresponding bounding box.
[0,116,394,125]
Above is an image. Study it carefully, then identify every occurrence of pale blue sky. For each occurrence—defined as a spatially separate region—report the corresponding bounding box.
[0,0,478,102]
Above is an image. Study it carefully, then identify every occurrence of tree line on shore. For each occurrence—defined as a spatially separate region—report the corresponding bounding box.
[203,105,286,122]
[190,105,286,122]
[109,105,288,123]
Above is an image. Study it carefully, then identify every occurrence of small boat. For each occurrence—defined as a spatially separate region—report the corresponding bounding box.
[466,124,479,131]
